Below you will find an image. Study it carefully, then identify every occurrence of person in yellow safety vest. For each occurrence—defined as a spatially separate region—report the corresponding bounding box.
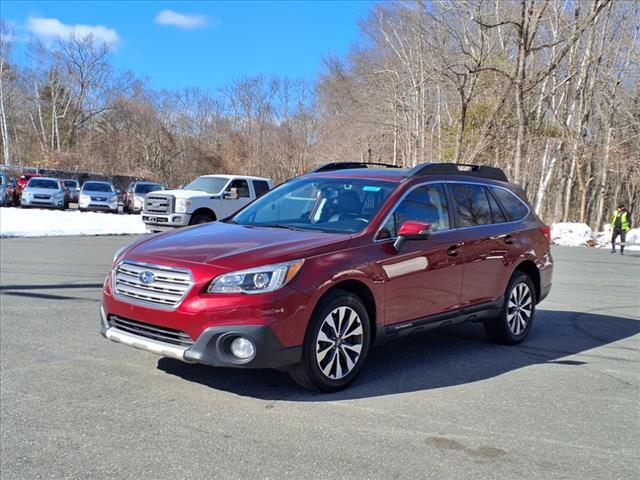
[610,204,631,255]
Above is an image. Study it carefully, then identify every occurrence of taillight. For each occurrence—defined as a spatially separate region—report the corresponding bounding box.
[540,225,551,243]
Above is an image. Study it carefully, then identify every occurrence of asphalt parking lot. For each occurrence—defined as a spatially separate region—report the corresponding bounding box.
[1,236,638,480]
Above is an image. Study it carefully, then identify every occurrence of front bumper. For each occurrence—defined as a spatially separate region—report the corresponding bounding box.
[21,197,63,208]
[142,212,191,230]
[80,199,118,211]
[100,305,302,370]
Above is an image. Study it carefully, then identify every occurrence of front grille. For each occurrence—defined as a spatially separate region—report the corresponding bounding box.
[34,194,51,200]
[145,194,173,214]
[107,315,194,347]
[114,261,192,308]
[91,196,108,201]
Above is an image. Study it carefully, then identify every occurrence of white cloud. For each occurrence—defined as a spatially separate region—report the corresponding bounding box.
[26,17,120,45]
[155,9,210,30]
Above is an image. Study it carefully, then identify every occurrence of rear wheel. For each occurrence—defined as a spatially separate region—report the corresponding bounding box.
[484,271,535,345]
[289,290,371,392]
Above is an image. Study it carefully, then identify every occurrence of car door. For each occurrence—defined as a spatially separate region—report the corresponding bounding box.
[220,179,252,217]
[447,182,511,308]
[374,183,464,326]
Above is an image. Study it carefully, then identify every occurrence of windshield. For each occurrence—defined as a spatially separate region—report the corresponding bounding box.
[135,183,163,194]
[63,180,79,188]
[231,177,397,233]
[82,182,114,192]
[183,176,228,194]
[28,179,59,189]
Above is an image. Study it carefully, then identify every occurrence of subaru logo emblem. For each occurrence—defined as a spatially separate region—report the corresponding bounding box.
[139,271,155,284]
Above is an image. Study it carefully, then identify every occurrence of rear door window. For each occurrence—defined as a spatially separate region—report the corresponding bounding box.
[449,183,492,227]
[490,187,529,222]
[378,183,450,239]
[252,180,270,197]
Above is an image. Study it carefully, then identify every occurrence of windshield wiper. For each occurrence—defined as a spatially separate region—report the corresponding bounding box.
[256,224,305,231]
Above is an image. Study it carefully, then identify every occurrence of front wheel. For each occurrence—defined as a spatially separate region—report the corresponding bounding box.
[190,212,215,225]
[484,271,536,345]
[289,290,371,392]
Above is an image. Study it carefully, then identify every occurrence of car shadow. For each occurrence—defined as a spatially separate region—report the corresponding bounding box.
[0,283,103,301]
[156,309,640,401]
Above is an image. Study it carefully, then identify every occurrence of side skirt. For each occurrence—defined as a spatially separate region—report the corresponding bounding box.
[375,298,503,345]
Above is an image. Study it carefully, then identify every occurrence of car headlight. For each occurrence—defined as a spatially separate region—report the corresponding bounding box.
[79,194,89,202]
[208,260,304,294]
[175,198,192,213]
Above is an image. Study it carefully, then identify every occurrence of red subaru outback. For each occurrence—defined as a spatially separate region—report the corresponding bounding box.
[101,162,553,391]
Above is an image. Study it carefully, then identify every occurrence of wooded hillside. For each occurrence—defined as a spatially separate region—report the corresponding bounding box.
[1,0,638,228]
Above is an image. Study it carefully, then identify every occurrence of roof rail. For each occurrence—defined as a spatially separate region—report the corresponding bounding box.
[308,162,401,173]
[404,163,508,182]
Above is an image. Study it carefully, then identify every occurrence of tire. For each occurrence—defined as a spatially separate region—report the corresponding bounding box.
[289,289,371,392]
[190,212,215,225]
[484,271,536,345]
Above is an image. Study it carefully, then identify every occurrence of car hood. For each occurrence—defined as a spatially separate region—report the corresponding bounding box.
[24,187,62,195]
[159,189,220,199]
[127,222,351,270]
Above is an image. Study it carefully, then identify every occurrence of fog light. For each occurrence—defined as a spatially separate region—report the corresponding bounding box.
[230,337,255,360]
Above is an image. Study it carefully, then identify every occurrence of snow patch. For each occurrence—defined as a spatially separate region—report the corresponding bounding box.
[551,222,640,251]
[550,222,595,247]
[0,207,149,238]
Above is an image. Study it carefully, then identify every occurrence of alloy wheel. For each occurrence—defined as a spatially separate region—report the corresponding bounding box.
[315,306,364,380]
[507,282,533,335]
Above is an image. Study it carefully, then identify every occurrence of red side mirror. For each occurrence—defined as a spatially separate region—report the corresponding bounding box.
[398,220,432,238]
[394,221,431,251]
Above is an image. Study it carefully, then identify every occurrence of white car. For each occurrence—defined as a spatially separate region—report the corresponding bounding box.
[79,181,119,214]
[142,175,273,232]
[20,177,67,209]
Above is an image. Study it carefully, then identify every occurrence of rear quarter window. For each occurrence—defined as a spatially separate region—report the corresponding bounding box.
[490,187,529,222]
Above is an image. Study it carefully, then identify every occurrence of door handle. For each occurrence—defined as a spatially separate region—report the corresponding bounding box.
[504,234,515,245]
[447,244,461,257]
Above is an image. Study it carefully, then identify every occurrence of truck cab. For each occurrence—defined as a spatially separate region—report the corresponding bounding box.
[142,174,272,232]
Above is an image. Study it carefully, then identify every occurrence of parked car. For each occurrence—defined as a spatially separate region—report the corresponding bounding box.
[79,181,118,213]
[15,173,42,203]
[20,177,67,209]
[6,177,19,206]
[17,173,42,191]
[141,174,272,232]
[0,173,9,206]
[101,162,553,392]
[124,181,164,214]
[62,179,80,204]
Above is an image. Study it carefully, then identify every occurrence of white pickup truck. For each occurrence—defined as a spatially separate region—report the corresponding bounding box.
[142,174,273,232]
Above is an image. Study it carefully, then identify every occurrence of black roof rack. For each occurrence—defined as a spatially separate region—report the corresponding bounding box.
[309,162,401,173]
[404,163,508,182]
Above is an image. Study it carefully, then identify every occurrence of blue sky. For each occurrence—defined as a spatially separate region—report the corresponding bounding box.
[2,0,374,89]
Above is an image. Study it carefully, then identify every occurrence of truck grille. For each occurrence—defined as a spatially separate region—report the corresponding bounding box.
[114,261,193,308]
[107,315,194,347]
[145,194,173,214]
